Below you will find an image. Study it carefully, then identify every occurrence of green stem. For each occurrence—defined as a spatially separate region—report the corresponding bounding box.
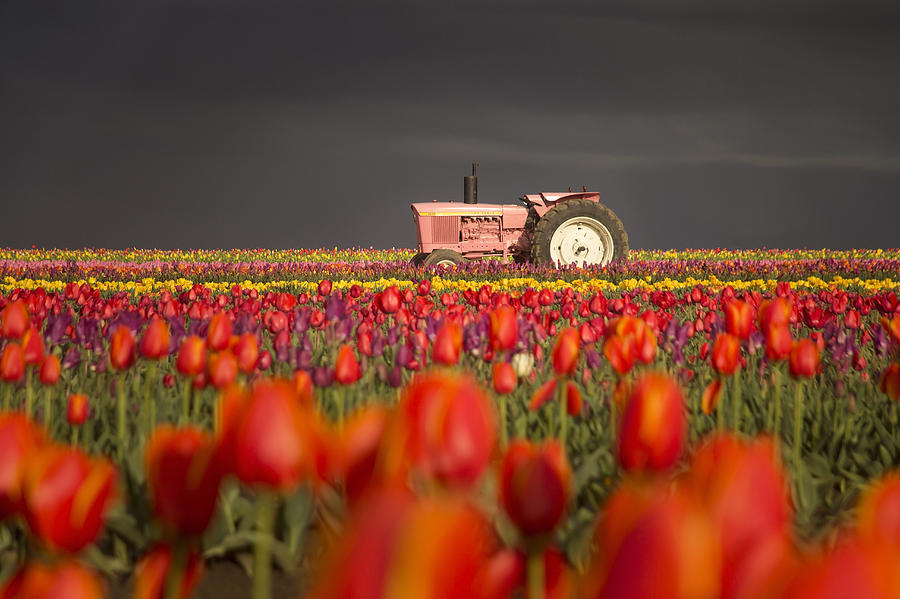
[143,361,157,440]
[716,380,725,432]
[163,541,187,599]
[793,380,805,472]
[557,377,568,448]
[43,386,52,430]
[2,383,9,411]
[499,392,508,450]
[117,378,127,459]
[182,379,192,425]
[337,386,345,431]
[526,548,545,599]
[71,425,80,448]
[731,370,742,434]
[25,370,33,418]
[253,491,277,599]
[773,366,782,442]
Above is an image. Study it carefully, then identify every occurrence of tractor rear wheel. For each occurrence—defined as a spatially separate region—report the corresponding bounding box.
[410,252,428,267]
[422,249,467,268]
[530,199,628,267]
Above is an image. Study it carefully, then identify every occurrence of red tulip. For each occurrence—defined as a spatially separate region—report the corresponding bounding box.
[232,333,259,374]
[765,324,793,362]
[618,373,686,472]
[881,314,900,346]
[702,379,723,415]
[490,305,519,353]
[146,426,224,536]
[317,279,332,296]
[231,380,318,492]
[334,344,362,385]
[604,335,635,375]
[0,414,44,520]
[432,320,462,366]
[857,473,900,547]
[206,312,232,351]
[779,539,898,599]
[379,285,402,313]
[292,369,314,406]
[0,561,105,599]
[0,343,24,383]
[134,543,205,599]
[499,439,572,536]
[39,354,60,386]
[552,327,580,376]
[333,406,388,504]
[789,338,820,378]
[758,297,792,331]
[725,300,754,340]
[176,336,207,377]
[383,371,496,489]
[712,333,741,375]
[21,326,44,366]
[67,394,88,426]
[0,300,28,339]
[23,445,117,553]
[492,361,517,394]
[207,351,238,390]
[109,325,136,370]
[475,548,573,599]
[139,319,170,360]
[880,363,900,401]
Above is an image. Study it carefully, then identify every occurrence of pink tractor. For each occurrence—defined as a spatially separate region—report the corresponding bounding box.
[410,164,629,267]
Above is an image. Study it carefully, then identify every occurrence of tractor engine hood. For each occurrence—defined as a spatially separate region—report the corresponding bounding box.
[411,202,503,217]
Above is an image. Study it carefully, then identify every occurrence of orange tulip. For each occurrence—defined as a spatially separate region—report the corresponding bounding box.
[23,445,117,553]
[333,406,388,504]
[0,414,44,520]
[139,318,170,360]
[789,338,820,378]
[334,344,361,385]
[618,373,686,472]
[232,333,258,374]
[490,305,518,353]
[176,336,207,377]
[765,324,793,362]
[207,312,233,351]
[880,363,900,401]
[207,351,238,390]
[778,539,897,599]
[67,394,88,426]
[231,380,317,492]
[134,543,205,599]
[292,369,314,406]
[475,548,573,599]
[604,335,635,375]
[39,354,60,385]
[0,561,105,599]
[552,327,580,376]
[492,361,517,395]
[109,325,136,370]
[21,326,44,366]
[146,426,224,536]
[383,371,496,489]
[702,379,723,415]
[881,314,900,346]
[757,297,791,331]
[725,300,754,340]
[305,489,495,599]
[0,300,28,339]
[857,473,900,547]
[711,333,741,376]
[499,440,572,536]
[0,343,24,383]
[432,320,462,366]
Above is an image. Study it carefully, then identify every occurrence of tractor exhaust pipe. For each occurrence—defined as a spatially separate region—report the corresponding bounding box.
[463,162,478,204]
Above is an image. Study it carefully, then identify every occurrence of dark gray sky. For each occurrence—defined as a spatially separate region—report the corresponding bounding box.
[2,0,899,251]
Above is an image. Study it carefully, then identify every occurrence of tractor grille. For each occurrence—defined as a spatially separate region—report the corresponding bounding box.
[432,216,460,244]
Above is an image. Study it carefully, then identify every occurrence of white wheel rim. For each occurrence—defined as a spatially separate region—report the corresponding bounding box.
[436,259,457,267]
[549,216,615,266]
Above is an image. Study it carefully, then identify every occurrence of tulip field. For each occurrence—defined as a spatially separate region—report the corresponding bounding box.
[2,247,900,598]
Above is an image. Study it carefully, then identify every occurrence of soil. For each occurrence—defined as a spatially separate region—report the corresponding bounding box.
[108,560,307,599]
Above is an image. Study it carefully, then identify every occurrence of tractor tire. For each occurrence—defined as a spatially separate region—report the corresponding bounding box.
[410,252,428,267]
[422,249,467,268]
[530,199,628,267]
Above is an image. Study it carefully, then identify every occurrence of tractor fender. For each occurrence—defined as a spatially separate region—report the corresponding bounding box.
[531,192,600,217]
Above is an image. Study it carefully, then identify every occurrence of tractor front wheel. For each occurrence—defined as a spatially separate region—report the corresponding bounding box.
[530,199,628,267]
[410,252,428,267]
[422,249,467,268]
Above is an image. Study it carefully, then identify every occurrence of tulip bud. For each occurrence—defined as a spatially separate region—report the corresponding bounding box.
[139,319,170,360]
[207,351,238,390]
[725,300,754,340]
[379,286,401,313]
[499,440,572,536]
[176,336,207,377]
[109,325,136,370]
[432,320,462,366]
[67,394,88,426]
[0,300,28,339]
[489,305,519,353]
[38,354,60,386]
[334,344,362,385]
[232,333,259,374]
[318,279,332,296]
[0,343,25,383]
[618,373,686,472]
[206,312,232,352]
[765,324,793,362]
[0,414,44,520]
[492,361,517,395]
[880,363,900,400]
[552,327,580,376]
[789,339,820,378]
[711,333,741,376]
[21,326,44,366]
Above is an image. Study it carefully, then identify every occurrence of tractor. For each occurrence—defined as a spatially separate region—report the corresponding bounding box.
[410,164,628,267]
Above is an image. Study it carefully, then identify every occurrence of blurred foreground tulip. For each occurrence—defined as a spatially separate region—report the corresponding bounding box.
[551,327,579,376]
[0,343,24,384]
[499,439,572,537]
[490,305,519,353]
[618,373,686,472]
[725,299,754,340]
[109,325,136,370]
[140,319,171,360]
[0,561,105,599]
[207,312,232,351]
[432,320,462,366]
[134,543,205,599]
[176,336,207,377]
[0,413,43,520]
[0,299,28,339]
